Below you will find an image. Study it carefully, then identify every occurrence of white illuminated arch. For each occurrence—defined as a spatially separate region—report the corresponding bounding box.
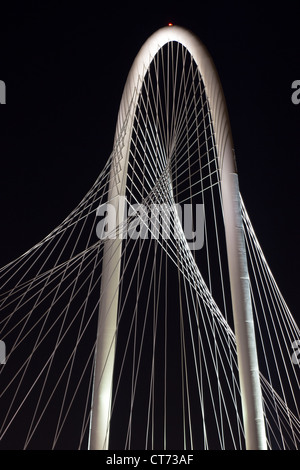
[89,26,267,450]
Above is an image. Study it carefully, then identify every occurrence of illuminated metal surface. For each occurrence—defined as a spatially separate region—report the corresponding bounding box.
[89,26,267,450]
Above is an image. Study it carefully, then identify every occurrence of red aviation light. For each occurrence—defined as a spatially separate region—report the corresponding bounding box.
[168,23,173,26]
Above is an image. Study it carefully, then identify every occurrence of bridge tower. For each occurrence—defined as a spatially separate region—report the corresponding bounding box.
[88,26,267,451]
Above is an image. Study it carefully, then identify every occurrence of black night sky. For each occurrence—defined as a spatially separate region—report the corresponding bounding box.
[0,0,299,453]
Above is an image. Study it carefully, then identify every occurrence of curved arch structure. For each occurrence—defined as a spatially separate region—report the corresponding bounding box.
[89,26,267,450]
